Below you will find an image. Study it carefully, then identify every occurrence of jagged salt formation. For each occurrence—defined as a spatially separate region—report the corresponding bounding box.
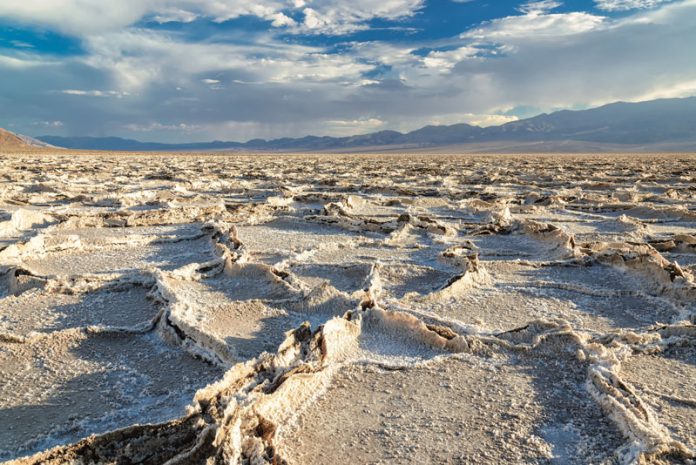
[1,153,695,465]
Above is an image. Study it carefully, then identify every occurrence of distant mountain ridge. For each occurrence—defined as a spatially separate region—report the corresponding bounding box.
[33,96,696,152]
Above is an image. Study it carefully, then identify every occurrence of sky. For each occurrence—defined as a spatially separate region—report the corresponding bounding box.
[0,0,695,143]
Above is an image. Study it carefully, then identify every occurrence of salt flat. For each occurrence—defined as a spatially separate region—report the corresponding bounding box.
[0,152,695,465]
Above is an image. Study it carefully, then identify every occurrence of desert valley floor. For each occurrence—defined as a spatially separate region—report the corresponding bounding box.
[1,152,695,465]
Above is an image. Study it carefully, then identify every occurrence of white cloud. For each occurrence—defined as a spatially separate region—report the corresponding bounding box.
[10,40,34,48]
[66,28,374,95]
[269,13,296,27]
[411,6,607,75]
[0,0,422,36]
[1,0,696,143]
[462,11,604,40]
[422,46,479,71]
[152,8,198,23]
[632,79,696,101]
[0,49,59,69]
[62,89,130,97]
[32,120,64,127]
[202,78,224,90]
[428,0,696,113]
[123,122,200,132]
[461,114,520,127]
[303,8,328,30]
[517,1,562,14]
[348,41,418,68]
[0,1,295,35]
[296,0,424,34]
[595,0,671,11]
[324,117,385,135]
[382,112,520,133]
[0,1,150,35]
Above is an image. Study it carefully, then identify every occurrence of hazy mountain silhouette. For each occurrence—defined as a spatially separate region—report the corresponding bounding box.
[34,96,696,152]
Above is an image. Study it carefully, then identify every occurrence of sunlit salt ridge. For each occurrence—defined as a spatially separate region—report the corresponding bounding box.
[0,152,695,464]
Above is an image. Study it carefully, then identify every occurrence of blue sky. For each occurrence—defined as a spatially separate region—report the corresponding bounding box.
[0,0,694,142]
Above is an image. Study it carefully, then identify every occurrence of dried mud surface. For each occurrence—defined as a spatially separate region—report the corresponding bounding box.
[1,152,695,464]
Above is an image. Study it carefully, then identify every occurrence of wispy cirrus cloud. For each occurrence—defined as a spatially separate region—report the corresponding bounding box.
[594,0,672,11]
[61,89,130,97]
[517,0,563,14]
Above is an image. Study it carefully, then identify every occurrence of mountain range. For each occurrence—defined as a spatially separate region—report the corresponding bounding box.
[11,96,696,152]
